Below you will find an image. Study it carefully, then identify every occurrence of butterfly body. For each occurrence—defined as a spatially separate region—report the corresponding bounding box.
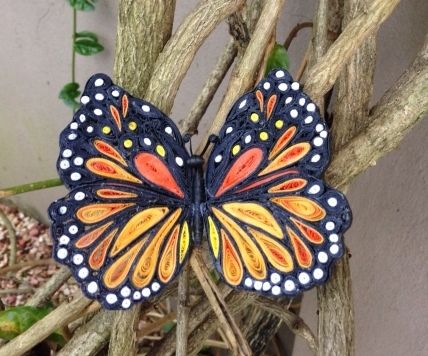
[49,69,351,309]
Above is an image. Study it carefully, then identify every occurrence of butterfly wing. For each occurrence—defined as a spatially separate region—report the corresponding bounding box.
[49,74,193,309]
[204,69,351,296]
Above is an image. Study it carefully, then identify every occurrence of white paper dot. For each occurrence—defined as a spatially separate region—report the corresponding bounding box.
[284,280,296,292]
[106,293,118,304]
[320,130,328,138]
[278,83,288,91]
[73,254,83,265]
[244,278,253,288]
[165,126,173,135]
[175,157,184,166]
[68,133,77,140]
[290,109,298,118]
[307,103,316,112]
[299,98,306,106]
[133,291,141,300]
[330,244,340,255]
[81,96,90,104]
[68,225,78,234]
[57,248,68,259]
[79,114,86,122]
[95,93,104,101]
[70,172,81,181]
[87,281,98,294]
[58,206,67,215]
[318,251,329,263]
[285,96,293,104]
[272,286,281,295]
[226,126,233,134]
[270,273,281,284]
[291,82,300,90]
[142,105,150,112]
[311,154,321,163]
[239,99,247,109]
[143,138,152,146]
[325,221,335,231]
[94,78,104,87]
[304,116,313,124]
[275,70,285,78]
[73,157,84,166]
[122,299,131,309]
[112,90,120,97]
[263,82,271,90]
[329,234,339,243]
[70,122,78,130]
[59,235,70,245]
[86,126,94,133]
[78,267,89,279]
[328,197,338,207]
[121,287,131,297]
[214,155,222,163]
[152,282,160,292]
[308,184,320,194]
[313,137,324,147]
[262,282,271,291]
[142,288,151,297]
[60,160,70,169]
[316,124,324,132]
[298,272,310,285]
[93,108,102,116]
[244,135,251,144]
[254,281,263,291]
[313,268,324,280]
[62,149,72,158]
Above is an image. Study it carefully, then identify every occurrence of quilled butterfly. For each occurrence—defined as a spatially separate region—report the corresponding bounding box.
[49,69,351,310]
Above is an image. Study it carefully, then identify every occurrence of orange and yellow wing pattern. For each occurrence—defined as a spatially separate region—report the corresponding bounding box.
[205,69,351,296]
[49,74,192,309]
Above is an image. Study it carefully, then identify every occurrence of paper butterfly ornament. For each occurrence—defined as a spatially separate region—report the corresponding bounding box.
[49,69,351,310]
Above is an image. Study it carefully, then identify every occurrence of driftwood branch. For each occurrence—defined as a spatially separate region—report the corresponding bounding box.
[305,0,400,101]
[190,250,251,355]
[113,0,175,97]
[254,297,318,354]
[108,305,141,356]
[146,0,245,113]
[198,0,286,152]
[326,34,428,190]
[0,295,92,356]
[176,264,190,356]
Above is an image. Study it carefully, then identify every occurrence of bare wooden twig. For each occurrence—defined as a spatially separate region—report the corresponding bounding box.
[190,250,252,355]
[26,266,71,307]
[0,209,17,266]
[284,22,313,50]
[0,258,56,275]
[198,0,286,152]
[0,295,92,356]
[254,297,318,354]
[146,0,245,114]
[176,264,190,356]
[108,305,141,356]
[304,0,400,101]
[326,34,428,190]
[113,0,176,97]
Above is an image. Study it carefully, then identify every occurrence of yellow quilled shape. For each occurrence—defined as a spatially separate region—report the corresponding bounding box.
[232,144,241,156]
[250,113,259,122]
[156,145,166,157]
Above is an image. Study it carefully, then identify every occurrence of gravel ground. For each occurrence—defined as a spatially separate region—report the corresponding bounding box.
[0,204,78,307]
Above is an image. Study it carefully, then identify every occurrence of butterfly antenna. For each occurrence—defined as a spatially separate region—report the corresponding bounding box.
[183,133,194,156]
[201,134,219,157]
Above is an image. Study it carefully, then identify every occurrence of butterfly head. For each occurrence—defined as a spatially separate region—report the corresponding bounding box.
[187,155,204,167]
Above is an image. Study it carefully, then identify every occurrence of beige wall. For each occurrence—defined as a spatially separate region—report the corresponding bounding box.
[1,1,427,355]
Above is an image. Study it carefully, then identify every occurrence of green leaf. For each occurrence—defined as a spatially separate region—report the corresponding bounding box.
[265,43,290,75]
[161,321,176,333]
[0,306,66,345]
[67,0,97,11]
[59,82,81,109]
[74,31,104,56]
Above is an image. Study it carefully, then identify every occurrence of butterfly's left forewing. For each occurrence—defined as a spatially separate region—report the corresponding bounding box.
[204,69,352,296]
[49,74,193,309]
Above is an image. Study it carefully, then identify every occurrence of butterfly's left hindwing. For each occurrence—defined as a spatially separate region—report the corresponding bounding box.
[49,74,193,309]
[204,69,352,296]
